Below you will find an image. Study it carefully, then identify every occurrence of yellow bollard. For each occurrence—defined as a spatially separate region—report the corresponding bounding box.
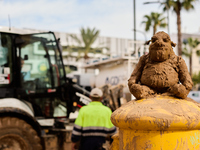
[109,132,119,150]
[110,95,200,150]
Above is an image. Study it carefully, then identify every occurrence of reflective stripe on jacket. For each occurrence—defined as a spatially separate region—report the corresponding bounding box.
[71,101,116,142]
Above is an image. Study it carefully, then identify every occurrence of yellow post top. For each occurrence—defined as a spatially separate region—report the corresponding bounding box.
[111,95,200,131]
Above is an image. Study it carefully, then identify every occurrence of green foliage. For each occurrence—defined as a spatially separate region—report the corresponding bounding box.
[182,47,191,57]
[183,37,200,76]
[192,71,200,85]
[141,12,167,35]
[63,27,110,62]
[142,15,151,32]
[183,37,200,57]
[161,0,198,56]
[162,0,197,13]
[188,37,200,48]
[69,27,101,59]
[196,50,200,56]
[182,37,200,57]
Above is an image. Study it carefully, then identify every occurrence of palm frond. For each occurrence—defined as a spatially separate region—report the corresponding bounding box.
[67,27,102,60]
[182,48,191,57]
[192,71,200,85]
[160,23,168,28]
[141,12,167,33]
[70,34,82,45]
[161,0,172,11]
[196,50,200,56]
[182,0,195,10]
[183,37,200,57]
[142,15,152,32]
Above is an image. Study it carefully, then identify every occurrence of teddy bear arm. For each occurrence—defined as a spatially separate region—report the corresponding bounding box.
[128,55,146,87]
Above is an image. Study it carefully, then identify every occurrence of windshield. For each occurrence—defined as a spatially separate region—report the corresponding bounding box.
[0,33,12,87]
[19,32,66,91]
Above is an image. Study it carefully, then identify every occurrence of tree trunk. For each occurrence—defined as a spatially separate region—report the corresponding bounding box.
[189,55,192,77]
[190,47,193,77]
[177,1,182,56]
[84,48,90,73]
[153,24,156,35]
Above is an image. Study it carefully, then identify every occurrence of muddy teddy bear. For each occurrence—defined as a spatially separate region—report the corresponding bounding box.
[128,31,193,100]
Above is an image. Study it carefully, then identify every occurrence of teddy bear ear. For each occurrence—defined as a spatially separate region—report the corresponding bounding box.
[171,41,176,47]
[145,40,151,45]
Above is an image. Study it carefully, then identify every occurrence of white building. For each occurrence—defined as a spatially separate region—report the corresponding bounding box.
[55,31,200,90]
[54,31,148,89]
[3,26,200,90]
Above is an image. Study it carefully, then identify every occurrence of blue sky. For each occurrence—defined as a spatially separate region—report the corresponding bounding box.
[0,0,199,41]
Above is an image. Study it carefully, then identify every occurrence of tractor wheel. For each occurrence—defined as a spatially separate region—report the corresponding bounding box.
[0,117,42,150]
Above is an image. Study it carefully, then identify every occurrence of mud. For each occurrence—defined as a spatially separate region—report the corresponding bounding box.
[128,31,193,100]
[111,96,200,130]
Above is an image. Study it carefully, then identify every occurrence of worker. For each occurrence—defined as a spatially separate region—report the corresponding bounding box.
[71,88,116,150]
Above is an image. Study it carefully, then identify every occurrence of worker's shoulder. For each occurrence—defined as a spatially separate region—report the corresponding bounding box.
[81,103,111,112]
[100,105,112,113]
[79,105,89,111]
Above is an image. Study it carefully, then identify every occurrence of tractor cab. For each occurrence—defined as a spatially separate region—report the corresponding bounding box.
[0,30,89,120]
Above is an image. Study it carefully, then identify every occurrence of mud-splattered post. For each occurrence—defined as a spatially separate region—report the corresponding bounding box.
[111,96,200,150]
[110,32,200,150]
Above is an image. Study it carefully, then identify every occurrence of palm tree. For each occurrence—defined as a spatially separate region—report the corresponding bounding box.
[142,12,167,35]
[192,71,200,86]
[69,27,101,60]
[161,0,197,56]
[182,37,200,77]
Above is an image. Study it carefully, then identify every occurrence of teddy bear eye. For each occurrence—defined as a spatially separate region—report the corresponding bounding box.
[152,38,156,43]
[163,38,168,42]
